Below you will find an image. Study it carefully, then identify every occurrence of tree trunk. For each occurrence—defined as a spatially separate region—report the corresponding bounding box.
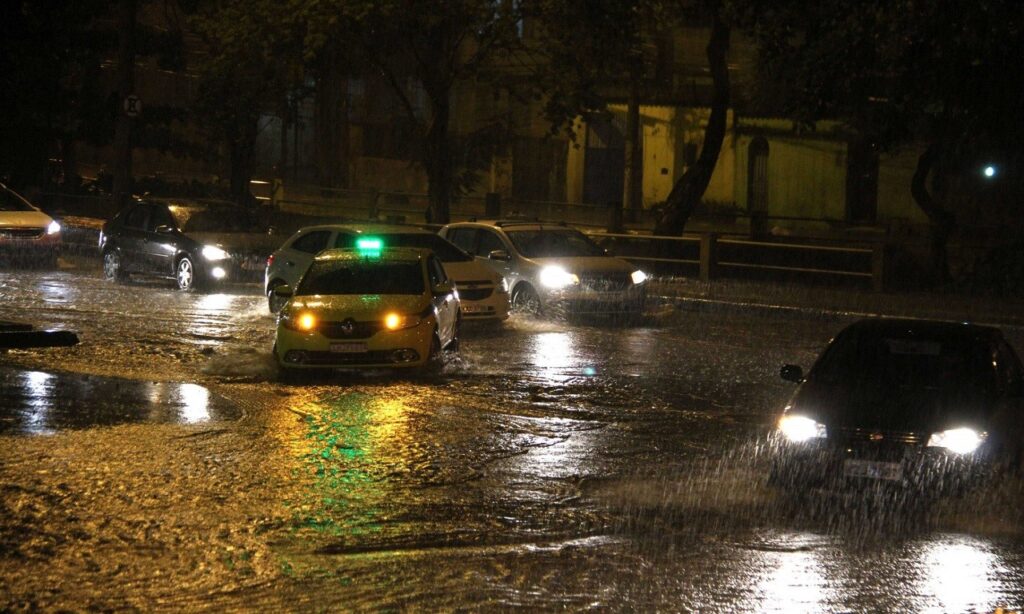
[619,55,643,232]
[424,95,452,224]
[652,15,730,236]
[111,0,136,208]
[911,143,955,283]
[229,120,258,207]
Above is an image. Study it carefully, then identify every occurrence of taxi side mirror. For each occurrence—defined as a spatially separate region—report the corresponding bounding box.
[274,284,293,297]
[155,224,175,234]
[432,281,454,296]
[488,249,509,261]
[780,364,804,383]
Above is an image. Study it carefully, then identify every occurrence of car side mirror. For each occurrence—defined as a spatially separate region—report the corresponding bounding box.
[488,249,509,262]
[155,225,175,234]
[780,364,804,383]
[432,281,454,296]
[274,284,293,298]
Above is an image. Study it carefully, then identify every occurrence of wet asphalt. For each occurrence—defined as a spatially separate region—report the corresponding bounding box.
[1,262,1023,611]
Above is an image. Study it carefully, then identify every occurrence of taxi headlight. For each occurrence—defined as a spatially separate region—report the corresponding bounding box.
[631,270,648,285]
[383,312,420,331]
[927,427,985,454]
[498,277,509,294]
[778,415,827,443]
[202,245,229,261]
[46,220,61,235]
[281,310,318,332]
[540,266,579,289]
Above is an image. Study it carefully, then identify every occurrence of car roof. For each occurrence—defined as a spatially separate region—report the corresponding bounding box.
[447,219,576,231]
[840,318,1002,345]
[294,223,434,235]
[313,246,430,263]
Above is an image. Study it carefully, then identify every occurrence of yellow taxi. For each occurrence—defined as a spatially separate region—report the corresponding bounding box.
[272,241,461,373]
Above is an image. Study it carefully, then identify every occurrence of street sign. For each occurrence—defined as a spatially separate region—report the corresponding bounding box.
[123,94,142,118]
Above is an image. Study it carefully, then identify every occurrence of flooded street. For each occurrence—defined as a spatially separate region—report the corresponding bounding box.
[2,264,1023,611]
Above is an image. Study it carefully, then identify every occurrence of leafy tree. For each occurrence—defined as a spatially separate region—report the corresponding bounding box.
[190,0,305,205]
[735,0,1024,281]
[303,0,524,224]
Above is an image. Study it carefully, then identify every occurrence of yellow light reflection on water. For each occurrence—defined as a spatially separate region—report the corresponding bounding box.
[177,383,211,424]
[755,536,833,611]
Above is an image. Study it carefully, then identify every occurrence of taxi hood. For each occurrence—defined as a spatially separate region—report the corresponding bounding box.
[289,294,431,320]
[0,209,54,228]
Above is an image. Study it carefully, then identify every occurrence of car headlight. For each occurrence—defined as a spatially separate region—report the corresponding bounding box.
[778,415,827,442]
[539,266,579,289]
[927,427,985,454]
[202,245,229,261]
[383,312,421,331]
[497,277,509,294]
[281,310,318,332]
[46,220,61,235]
[631,270,648,285]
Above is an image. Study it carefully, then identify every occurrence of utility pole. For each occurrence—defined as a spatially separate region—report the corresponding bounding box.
[112,0,137,208]
[621,52,643,230]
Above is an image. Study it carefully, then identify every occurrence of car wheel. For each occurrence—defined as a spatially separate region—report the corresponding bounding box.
[447,314,462,352]
[511,283,542,316]
[267,280,287,313]
[423,333,443,374]
[102,249,128,283]
[176,256,200,292]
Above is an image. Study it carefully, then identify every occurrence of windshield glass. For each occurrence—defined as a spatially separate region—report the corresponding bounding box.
[0,188,36,212]
[338,233,472,263]
[297,260,425,295]
[172,206,265,233]
[506,229,605,258]
[812,331,994,393]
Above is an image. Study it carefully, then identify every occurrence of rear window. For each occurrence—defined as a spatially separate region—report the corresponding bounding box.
[297,260,424,295]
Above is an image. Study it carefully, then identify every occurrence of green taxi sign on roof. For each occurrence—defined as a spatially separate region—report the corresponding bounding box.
[356,237,383,252]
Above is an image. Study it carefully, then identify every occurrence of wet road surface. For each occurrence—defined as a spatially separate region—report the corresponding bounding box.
[2,263,1023,611]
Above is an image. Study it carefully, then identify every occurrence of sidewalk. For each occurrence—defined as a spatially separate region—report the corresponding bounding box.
[651,277,1024,329]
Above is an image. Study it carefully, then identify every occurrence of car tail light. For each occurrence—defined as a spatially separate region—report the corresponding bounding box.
[266,253,275,268]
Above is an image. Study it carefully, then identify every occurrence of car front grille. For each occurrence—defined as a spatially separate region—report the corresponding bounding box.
[319,320,383,340]
[459,287,493,301]
[579,272,631,292]
[832,427,924,446]
[293,349,416,365]
[0,227,45,239]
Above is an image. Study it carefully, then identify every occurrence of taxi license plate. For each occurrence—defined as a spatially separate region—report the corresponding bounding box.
[843,459,902,481]
[462,304,488,313]
[329,342,367,354]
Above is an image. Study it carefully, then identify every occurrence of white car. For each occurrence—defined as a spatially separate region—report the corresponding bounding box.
[0,183,61,266]
[439,219,648,317]
[265,224,509,321]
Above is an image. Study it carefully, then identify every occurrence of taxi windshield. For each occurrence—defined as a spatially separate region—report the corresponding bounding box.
[0,188,35,212]
[505,229,605,258]
[297,260,425,295]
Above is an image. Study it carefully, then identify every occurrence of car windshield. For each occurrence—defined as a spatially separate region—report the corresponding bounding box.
[505,229,606,258]
[0,188,35,212]
[297,260,424,295]
[339,233,473,262]
[172,206,265,233]
[812,331,995,394]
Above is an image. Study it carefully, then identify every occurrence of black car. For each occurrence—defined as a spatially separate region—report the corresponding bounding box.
[771,318,1024,492]
[99,200,278,291]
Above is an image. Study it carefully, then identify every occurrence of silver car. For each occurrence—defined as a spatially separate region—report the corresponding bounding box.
[265,224,510,321]
[438,220,648,317]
